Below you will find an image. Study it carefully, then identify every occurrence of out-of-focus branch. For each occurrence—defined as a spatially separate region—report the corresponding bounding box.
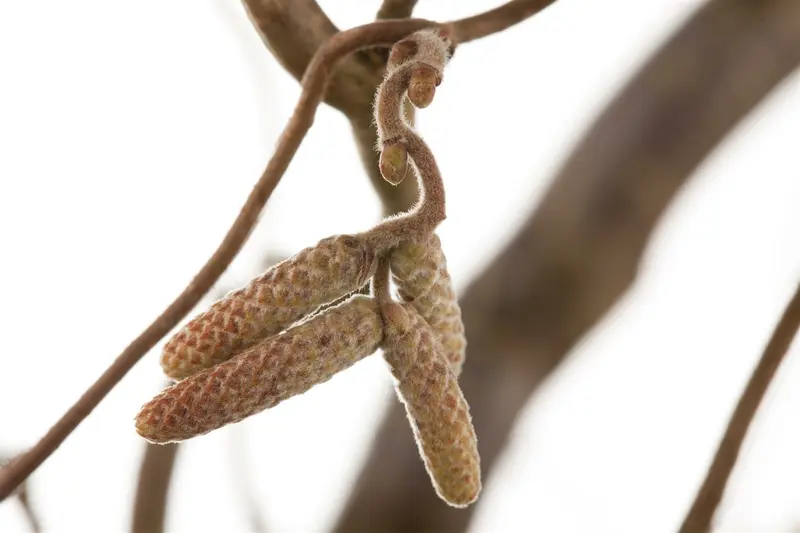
[334,1,800,531]
[448,0,558,43]
[244,1,559,218]
[0,17,437,502]
[679,284,800,533]
[241,0,380,115]
[228,426,269,533]
[131,441,179,533]
[377,0,419,20]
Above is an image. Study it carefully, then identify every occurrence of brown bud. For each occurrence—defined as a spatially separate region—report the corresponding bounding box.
[137,296,383,443]
[407,65,440,109]
[161,234,377,380]
[389,233,466,376]
[387,37,418,73]
[380,301,481,507]
[379,142,409,185]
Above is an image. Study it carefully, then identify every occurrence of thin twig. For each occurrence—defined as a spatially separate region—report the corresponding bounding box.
[679,284,800,533]
[334,1,800,531]
[131,441,179,533]
[0,18,436,502]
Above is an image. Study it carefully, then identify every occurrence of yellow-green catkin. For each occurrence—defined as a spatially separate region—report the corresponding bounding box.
[161,235,377,380]
[389,233,466,376]
[137,296,383,443]
[379,300,481,507]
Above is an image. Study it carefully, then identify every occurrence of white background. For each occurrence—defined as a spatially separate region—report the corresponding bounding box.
[1,0,799,531]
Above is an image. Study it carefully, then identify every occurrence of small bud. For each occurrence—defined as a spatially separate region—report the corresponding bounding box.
[407,65,439,109]
[137,296,383,443]
[387,38,418,73]
[161,234,378,380]
[390,233,466,376]
[380,303,481,507]
[379,142,409,185]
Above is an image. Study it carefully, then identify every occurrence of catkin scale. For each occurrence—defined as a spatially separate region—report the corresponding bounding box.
[161,235,377,380]
[390,233,466,376]
[137,296,383,443]
[380,301,481,507]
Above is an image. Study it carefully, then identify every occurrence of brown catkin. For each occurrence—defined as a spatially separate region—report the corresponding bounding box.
[161,234,377,380]
[390,233,466,376]
[137,295,383,443]
[380,300,481,507]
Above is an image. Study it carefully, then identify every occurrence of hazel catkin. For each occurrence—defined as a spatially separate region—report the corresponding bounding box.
[137,295,383,443]
[389,233,466,376]
[160,234,377,380]
[379,300,481,507]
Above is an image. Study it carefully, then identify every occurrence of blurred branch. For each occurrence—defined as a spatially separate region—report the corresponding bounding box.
[228,426,269,533]
[334,1,800,531]
[243,1,558,218]
[0,17,439,502]
[377,0,418,20]
[449,0,557,43]
[679,283,800,533]
[131,441,179,533]
[0,455,40,533]
[241,0,380,115]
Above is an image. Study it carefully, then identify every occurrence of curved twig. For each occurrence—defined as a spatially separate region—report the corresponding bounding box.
[679,283,800,533]
[0,17,436,502]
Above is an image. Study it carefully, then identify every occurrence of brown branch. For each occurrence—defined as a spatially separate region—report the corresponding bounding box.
[131,441,179,533]
[241,0,380,115]
[448,0,558,43]
[679,284,800,533]
[245,1,558,219]
[0,455,40,533]
[334,1,800,531]
[0,17,438,502]
[377,0,418,20]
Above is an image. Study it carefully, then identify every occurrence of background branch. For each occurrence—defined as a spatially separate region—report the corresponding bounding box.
[334,1,800,531]
[679,283,800,533]
[377,0,418,21]
[131,441,179,533]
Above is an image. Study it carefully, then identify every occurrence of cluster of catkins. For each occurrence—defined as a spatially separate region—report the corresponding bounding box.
[135,29,480,507]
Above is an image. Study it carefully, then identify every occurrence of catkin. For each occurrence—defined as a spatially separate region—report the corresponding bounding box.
[390,233,466,376]
[137,295,383,443]
[161,234,377,380]
[379,300,481,507]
